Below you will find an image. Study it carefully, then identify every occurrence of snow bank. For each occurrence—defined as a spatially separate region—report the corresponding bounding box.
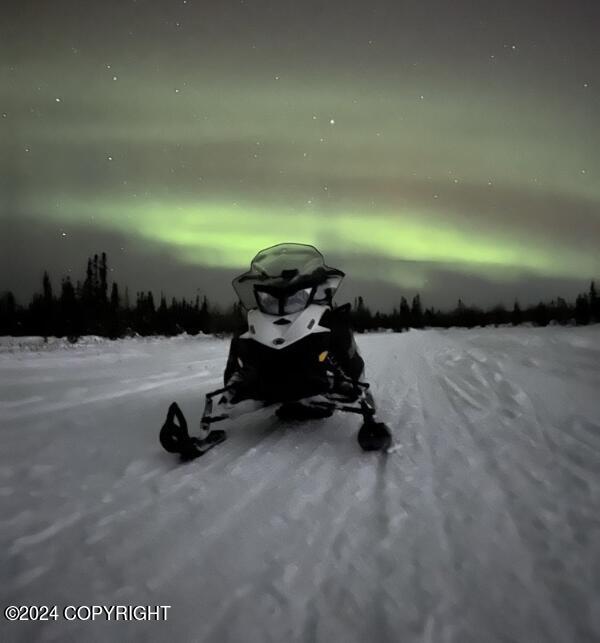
[0,332,212,354]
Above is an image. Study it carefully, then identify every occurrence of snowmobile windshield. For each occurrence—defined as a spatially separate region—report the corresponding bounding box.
[233,243,344,310]
[255,287,313,316]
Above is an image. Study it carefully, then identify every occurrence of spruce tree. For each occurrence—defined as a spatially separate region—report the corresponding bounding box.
[0,291,17,335]
[590,281,599,322]
[41,271,54,338]
[110,282,120,310]
[511,300,522,326]
[92,254,99,296]
[399,297,411,330]
[574,293,590,325]
[411,294,423,328]
[99,252,108,303]
[60,277,78,339]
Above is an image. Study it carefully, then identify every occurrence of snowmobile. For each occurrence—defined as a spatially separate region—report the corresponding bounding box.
[159,243,392,460]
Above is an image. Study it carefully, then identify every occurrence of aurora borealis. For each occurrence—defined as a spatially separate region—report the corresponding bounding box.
[1,0,599,309]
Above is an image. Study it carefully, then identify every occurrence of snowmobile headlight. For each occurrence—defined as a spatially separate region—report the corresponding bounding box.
[255,286,312,315]
[318,350,328,362]
[255,290,280,315]
[283,287,312,314]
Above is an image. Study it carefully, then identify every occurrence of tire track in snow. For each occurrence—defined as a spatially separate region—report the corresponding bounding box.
[421,332,580,642]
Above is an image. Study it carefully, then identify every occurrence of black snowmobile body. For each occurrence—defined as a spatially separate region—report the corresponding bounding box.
[223,304,364,404]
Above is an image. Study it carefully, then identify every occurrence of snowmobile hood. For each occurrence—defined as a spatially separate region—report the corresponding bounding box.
[233,243,344,310]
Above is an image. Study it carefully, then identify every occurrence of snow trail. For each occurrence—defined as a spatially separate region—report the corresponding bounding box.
[1,327,599,642]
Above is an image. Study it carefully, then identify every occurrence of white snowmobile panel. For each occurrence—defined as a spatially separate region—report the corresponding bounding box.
[240,303,331,350]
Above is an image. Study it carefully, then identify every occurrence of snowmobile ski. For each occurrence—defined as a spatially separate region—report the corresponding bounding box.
[179,430,227,461]
[160,402,227,461]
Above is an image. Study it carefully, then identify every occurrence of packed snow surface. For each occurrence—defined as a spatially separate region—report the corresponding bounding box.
[1,327,599,642]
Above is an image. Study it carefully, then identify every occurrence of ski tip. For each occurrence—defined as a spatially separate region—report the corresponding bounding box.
[357,421,392,452]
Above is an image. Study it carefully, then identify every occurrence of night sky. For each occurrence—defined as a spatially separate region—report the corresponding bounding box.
[1,0,599,310]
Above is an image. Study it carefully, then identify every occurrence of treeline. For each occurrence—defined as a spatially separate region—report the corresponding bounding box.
[0,253,244,339]
[0,252,598,339]
[349,286,600,332]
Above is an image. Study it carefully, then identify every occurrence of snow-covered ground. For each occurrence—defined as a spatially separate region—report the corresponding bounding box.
[1,327,599,643]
